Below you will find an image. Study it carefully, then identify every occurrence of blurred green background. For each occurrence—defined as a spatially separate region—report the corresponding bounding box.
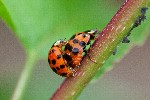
[0,0,150,100]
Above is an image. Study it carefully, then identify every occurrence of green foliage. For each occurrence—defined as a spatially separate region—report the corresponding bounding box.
[0,1,14,29]
[1,0,118,59]
[0,0,150,99]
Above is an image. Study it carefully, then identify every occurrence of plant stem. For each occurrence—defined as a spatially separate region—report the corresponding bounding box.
[50,0,149,100]
[148,0,150,6]
[11,50,37,100]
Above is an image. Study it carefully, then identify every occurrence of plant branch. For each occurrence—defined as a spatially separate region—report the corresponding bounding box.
[11,50,37,100]
[51,0,149,100]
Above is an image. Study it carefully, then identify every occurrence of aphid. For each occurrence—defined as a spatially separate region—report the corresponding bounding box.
[112,47,117,55]
[133,7,148,28]
[141,7,148,15]
[122,32,131,43]
[122,7,148,44]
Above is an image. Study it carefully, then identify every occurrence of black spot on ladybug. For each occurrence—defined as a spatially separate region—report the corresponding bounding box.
[52,67,57,73]
[82,34,86,38]
[79,41,86,47]
[63,54,72,61]
[57,54,62,59]
[60,65,65,69]
[73,39,78,44]
[72,48,79,55]
[61,73,67,77]
[52,59,56,65]
[65,43,73,52]
[48,58,50,64]
[52,49,56,53]
[49,52,51,55]
[56,67,60,70]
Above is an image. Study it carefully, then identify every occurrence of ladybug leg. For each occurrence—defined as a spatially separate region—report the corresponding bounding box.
[83,49,97,64]
[94,30,101,39]
[69,67,77,77]
[93,30,101,40]
[84,42,97,63]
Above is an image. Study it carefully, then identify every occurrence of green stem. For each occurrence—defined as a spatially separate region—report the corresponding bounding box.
[11,50,37,100]
[51,0,149,100]
[148,0,150,6]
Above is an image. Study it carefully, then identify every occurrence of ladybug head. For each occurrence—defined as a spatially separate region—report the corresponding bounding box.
[85,29,98,40]
[53,39,67,47]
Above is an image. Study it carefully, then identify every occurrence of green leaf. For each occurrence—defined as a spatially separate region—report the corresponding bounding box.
[1,0,120,59]
[0,1,15,29]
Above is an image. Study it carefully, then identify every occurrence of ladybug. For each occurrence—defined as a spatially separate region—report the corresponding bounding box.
[63,30,98,68]
[48,39,74,77]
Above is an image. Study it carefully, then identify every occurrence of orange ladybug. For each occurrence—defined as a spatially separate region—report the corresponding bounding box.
[48,39,74,77]
[63,30,98,68]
